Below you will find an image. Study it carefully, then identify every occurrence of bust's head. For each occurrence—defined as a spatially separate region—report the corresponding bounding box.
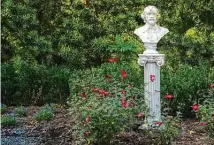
[141,5,159,26]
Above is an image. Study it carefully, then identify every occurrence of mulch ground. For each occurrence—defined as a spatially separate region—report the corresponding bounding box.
[1,106,213,145]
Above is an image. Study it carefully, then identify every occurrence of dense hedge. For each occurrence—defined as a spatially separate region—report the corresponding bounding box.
[1,62,70,105]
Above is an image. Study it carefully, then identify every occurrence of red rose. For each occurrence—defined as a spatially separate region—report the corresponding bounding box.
[192,104,199,111]
[84,131,89,137]
[155,121,162,126]
[210,84,214,88]
[113,58,119,62]
[199,122,208,126]
[121,70,127,79]
[85,116,91,123]
[165,94,173,100]
[100,89,108,96]
[121,89,126,95]
[93,88,99,93]
[79,93,87,100]
[108,57,119,63]
[150,75,155,82]
[121,98,128,108]
[108,58,114,62]
[88,106,93,109]
[137,112,144,118]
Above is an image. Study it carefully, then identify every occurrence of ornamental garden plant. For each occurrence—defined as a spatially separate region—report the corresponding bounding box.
[194,85,214,141]
[69,58,146,144]
[68,58,182,144]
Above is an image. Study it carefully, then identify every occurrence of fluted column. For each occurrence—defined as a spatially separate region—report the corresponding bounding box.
[138,53,164,125]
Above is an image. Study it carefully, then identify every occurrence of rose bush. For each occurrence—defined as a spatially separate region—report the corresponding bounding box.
[194,86,214,141]
[68,59,147,144]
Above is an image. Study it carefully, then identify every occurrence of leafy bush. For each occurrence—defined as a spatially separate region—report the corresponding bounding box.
[195,87,214,139]
[1,104,7,114]
[157,116,181,144]
[14,106,27,116]
[35,106,54,122]
[68,60,146,144]
[161,63,212,116]
[1,61,70,105]
[1,114,17,127]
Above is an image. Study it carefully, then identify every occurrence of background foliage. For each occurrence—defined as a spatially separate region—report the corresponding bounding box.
[1,0,214,107]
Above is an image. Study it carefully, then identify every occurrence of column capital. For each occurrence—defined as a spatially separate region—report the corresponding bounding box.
[138,54,165,67]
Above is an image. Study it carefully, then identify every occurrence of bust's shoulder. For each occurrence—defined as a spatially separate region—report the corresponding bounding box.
[134,26,148,35]
[158,26,169,33]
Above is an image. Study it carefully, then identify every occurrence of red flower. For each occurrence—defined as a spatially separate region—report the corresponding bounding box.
[155,121,162,126]
[150,75,155,82]
[121,89,126,95]
[113,58,119,62]
[137,112,144,118]
[108,57,119,63]
[121,70,127,79]
[88,106,93,109]
[121,98,128,108]
[85,116,91,123]
[79,93,87,100]
[84,131,89,137]
[210,84,214,88]
[108,58,114,62]
[105,74,111,79]
[100,89,108,96]
[165,94,173,100]
[192,104,199,111]
[199,122,208,126]
[93,88,99,93]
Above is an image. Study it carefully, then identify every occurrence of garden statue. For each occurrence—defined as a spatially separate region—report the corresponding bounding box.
[135,5,169,128]
[134,5,169,54]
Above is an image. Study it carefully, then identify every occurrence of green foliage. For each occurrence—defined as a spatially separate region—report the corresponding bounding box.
[1,114,17,127]
[1,61,70,105]
[157,116,181,144]
[68,60,146,144]
[14,106,27,116]
[35,106,54,122]
[1,104,7,114]
[196,89,214,139]
[161,63,212,116]
[1,0,52,64]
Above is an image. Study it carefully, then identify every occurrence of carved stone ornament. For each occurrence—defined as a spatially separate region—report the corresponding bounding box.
[138,54,165,66]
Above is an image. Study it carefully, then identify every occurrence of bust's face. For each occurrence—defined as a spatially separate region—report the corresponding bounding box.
[144,7,158,26]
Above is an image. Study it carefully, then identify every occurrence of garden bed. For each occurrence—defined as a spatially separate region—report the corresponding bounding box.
[1,106,214,145]
[1,106,212,145]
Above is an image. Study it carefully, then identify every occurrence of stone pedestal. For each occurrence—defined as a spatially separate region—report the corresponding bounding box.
[138,53,164,125]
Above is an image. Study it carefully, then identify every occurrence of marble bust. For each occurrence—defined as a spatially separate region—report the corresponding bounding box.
[134,6,169,54]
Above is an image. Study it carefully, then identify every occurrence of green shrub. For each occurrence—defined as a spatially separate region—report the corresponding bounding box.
[1,61,70,105]
[1,114,17,127]
[161,63,212,116]
[14,106,27,116]
[68,60,146,144]
[1,104,7,114]
[157,116,181,144]
[195,88,214,139]
[35,107,54,122]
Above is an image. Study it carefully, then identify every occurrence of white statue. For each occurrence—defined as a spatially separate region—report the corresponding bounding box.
[134,6,169,54]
